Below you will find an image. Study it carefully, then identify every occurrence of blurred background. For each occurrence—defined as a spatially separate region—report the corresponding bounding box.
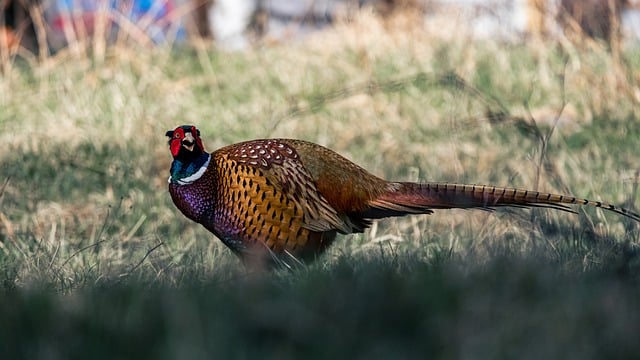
[2,0,640,53]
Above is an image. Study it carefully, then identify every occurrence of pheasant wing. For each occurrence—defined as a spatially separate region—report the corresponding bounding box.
[223,139,356,234]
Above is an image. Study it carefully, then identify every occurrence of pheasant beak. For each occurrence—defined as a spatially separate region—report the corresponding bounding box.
[182,132,196,152]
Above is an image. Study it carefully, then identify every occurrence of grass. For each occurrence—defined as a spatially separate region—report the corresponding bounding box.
[1,11,640,358]
[2,256,640,359]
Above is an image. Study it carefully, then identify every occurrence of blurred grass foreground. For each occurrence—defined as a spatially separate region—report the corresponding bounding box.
[1,1,640,358]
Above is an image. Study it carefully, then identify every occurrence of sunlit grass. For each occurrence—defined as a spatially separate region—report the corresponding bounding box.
[1,11,639,284]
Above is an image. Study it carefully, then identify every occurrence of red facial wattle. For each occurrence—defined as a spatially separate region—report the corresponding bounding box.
[170,127,185,157]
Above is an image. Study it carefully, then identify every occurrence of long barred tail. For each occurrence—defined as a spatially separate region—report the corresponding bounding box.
[366,182,640,222]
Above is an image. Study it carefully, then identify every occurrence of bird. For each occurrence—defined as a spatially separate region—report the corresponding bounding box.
[166,124,640,268]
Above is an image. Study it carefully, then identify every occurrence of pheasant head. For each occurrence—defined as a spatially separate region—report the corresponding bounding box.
[166,125,205,158]
[166,125,210,185]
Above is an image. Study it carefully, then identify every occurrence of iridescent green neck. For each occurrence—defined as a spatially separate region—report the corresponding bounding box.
[169,153,211,185]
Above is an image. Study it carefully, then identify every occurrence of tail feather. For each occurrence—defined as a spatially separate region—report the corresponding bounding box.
[366,182,640,222]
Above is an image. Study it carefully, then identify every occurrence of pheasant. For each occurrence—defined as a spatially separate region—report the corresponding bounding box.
[166,125,640,267]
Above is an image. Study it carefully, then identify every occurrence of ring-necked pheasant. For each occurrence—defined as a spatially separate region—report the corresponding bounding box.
[166,125,639,267]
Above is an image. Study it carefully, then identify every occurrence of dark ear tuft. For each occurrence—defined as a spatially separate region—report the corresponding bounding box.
[165,130,174,138]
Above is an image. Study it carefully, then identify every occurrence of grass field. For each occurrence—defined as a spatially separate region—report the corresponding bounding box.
[1,12,640,358]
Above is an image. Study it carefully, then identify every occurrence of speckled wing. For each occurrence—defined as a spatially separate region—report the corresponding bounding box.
[223,139,355,234]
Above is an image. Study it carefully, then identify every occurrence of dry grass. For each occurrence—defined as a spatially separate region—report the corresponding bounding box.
[1,10,639,287]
